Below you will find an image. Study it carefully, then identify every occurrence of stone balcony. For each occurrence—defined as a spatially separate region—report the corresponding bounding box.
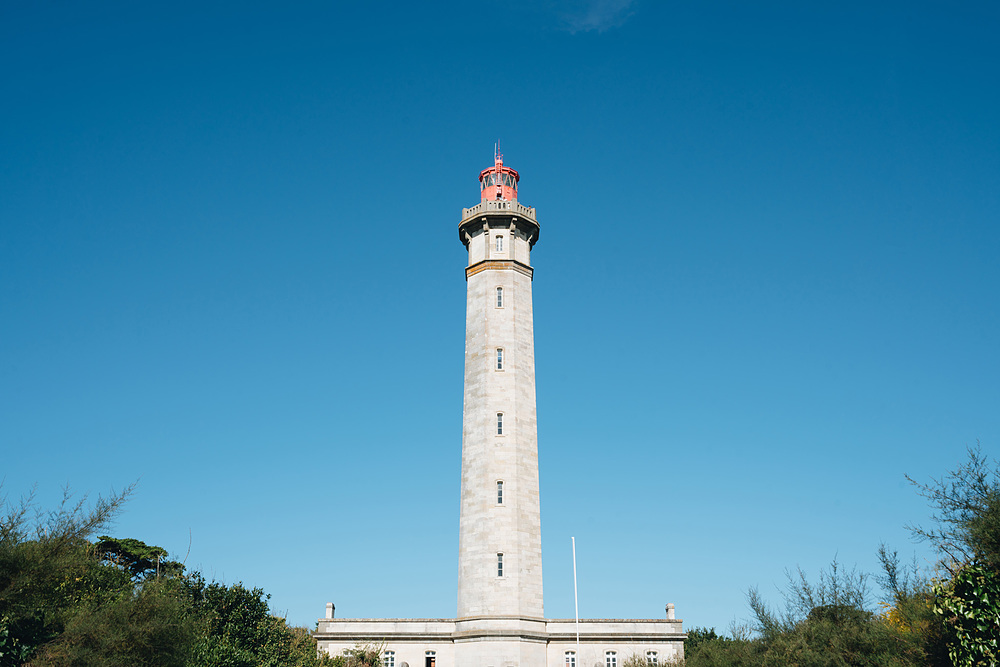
[461,199,536,224]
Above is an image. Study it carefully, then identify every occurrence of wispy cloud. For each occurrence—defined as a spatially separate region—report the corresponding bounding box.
[559,0,637,34]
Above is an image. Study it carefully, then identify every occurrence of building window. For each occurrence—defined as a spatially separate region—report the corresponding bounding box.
[425,650,436,667]
[496,413,503,435]
[496,348,503,371]
[383,651,395,667]
[605,651,617,667]
[497,553,503,577]
[646,651,658,665]
[496,286,503,308]
[496,235,503,252]
[565,651,576,667]
[497,480,503,504]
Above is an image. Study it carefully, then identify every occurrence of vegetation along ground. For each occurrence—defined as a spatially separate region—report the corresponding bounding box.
[2,446,997,666]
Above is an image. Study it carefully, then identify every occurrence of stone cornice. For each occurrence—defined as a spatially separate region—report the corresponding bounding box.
[544,632,688,642]
[458,205,540,248]
[314,633,456,642]
[466,260,533,280]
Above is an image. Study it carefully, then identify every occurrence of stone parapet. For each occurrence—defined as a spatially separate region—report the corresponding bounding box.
[461,199,536,222]
[314,617,685,642]
[458,198,539,251]
[545,618,686,640]
[314,618,456,643]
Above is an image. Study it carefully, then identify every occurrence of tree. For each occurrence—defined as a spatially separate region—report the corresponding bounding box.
[933,563,1000,667]
[182,574,333,667]
[875,545,948,665]
[746,556,870,638]
[680,448,998,667]
[1,485,332,667]
[25,578,200,667]
[732,559,930,666]
[907,445,1000,664]
[94,535,184,581]
[0,485,134,666]
[681,627,755,667]
[907,444,1000,573]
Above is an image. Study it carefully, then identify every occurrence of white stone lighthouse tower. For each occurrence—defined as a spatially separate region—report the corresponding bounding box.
[314,151,686,667]
[454,149,546,665]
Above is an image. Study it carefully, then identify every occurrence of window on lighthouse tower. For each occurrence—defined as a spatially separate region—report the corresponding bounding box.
[496,348,503,371]
[496,413,503,435]
[496,286,503,308]
[495,235,503,252]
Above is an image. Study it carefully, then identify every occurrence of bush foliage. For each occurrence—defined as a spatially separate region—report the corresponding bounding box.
[683,446,999,667]
[0,486,329,667]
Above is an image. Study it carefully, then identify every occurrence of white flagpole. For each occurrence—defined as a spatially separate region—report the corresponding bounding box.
[572,536,580,665]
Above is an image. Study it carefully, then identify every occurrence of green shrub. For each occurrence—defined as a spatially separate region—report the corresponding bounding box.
[934,562,1000,667]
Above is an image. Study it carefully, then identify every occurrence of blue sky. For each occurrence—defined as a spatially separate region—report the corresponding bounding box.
[2,0,998,633]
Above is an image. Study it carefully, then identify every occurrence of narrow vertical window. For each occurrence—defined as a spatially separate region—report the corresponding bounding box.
[497,480,503,504]
[565,651,576,667]
[425,651,436,667]
[496,235,503,252]
[605,652,617,667]
[383,651,395,667]
[496,348,503,371]
[497,553,503,577]
[496,413,503,435]
[496,286,503,308]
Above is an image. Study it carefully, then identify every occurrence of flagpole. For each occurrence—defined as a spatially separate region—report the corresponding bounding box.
[572,536,580,665]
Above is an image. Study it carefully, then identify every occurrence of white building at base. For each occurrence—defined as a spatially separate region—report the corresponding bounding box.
[314,152,685,667]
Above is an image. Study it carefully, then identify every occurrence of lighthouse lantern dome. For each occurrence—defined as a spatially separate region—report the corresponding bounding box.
[479,146,519,201]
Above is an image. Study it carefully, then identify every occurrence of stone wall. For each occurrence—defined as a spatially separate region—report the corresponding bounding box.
[314,617,685,666]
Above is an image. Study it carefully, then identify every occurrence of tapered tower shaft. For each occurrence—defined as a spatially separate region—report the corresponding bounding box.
[457,151,542,620]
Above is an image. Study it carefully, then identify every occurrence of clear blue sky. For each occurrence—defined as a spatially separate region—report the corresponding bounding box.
[2,0,998,633]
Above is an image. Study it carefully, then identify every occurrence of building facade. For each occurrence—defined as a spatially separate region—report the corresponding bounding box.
[314,152,685,667]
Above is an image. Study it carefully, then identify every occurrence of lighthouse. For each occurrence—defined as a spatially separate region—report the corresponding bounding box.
[457,148,543,619]
[314,150,685,667]
[454,149,545,664]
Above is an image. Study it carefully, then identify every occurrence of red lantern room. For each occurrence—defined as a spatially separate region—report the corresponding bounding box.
[479,145,519,202]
